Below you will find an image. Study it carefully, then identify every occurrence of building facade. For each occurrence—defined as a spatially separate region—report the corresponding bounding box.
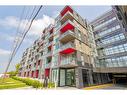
[19,6,96,88]
[90,7,127,81]
[19,6,127,88]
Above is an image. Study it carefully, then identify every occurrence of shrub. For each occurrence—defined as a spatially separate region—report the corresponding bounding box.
[12,76,42,88]
[7,71,16,77]
[48,82,55,88]
[32,80,41,88]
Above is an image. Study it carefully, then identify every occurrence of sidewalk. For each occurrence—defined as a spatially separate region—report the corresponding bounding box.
[12,86,79,90]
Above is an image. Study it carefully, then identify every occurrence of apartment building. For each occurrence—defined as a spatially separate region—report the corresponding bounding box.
[19,6,96,88]
[113,6,127,29]
[90,8,127,82]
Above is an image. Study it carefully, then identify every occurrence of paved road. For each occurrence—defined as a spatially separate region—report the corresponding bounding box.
[99,84,127,90]
[10,84,127,90]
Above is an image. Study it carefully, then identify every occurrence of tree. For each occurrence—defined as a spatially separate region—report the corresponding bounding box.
[15,63,20,75]
[7,63,20,77]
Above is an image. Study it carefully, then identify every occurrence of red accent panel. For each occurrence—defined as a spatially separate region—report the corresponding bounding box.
[60,6,73,17]
[48,44,52,49]
[31,71,34,78]
[60,48,75,54]
[36,70,39,78]
[60,23,74,33]
[45,69,50,77]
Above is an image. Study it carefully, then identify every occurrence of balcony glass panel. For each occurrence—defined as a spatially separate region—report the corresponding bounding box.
[60,42,76,54]
[61,54,76,65]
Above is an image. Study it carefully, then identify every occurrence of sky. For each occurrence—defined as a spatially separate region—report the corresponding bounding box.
[0,6,111,73]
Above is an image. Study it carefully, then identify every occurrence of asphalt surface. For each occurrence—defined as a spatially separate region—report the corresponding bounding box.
[9,84,127,90]
[98,84,127,90]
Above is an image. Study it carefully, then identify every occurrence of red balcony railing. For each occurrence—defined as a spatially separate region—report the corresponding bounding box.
[60,6,73,17]
[59,42,76,54]
[60,20,74,33]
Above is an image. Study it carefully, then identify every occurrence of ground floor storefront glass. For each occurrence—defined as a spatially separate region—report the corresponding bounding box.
[59,68,76,87]
[51,67,111,88]
[51,69,59,86]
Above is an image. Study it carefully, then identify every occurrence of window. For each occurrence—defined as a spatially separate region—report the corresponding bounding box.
[94,17,117,30]
[55,43,59,50]
[55,38,59,43]
[97,25,121,37]
[78,30,81,38]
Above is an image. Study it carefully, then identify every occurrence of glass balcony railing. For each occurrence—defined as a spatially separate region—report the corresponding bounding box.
[60,42,75,52]
[45,63,51,68]
[45,51,52,57]
[48,41,53,47]
[59,30,76,41]
[60,56,76,66]
[60,20,74,33]
[60,11,73,20]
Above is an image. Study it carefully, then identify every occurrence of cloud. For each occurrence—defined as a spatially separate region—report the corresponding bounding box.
[0,33,14,41]
[0,16,19,28]
[28,15,55,36]
[0,15,55,36]
[0,15,55,45]
[0,48,11,56]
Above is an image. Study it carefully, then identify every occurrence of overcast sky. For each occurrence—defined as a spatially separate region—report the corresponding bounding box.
[0,6,111,73]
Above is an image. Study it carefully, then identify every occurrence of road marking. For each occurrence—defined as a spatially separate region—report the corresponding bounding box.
[84,84,113,90]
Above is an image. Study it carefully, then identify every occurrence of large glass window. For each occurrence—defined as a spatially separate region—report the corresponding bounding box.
[100,43,127,56]
[97,25,120,37]
[97,33,125,46]
[99,55,127,67]
[94,17,117,30]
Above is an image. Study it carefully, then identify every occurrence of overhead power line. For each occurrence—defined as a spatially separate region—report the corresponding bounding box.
[3,5,43,78]
[10,6,37,61]
[8,6,26,64]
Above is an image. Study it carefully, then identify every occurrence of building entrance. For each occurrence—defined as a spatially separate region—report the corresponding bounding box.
[59,68,76,87]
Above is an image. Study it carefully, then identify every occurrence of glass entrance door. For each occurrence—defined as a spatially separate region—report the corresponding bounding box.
[60,69,65,86]
[66,69,75,86]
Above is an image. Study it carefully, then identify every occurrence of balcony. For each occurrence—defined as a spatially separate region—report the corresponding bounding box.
[31,66,36,71]
[47,31,53,39]
[45,62,51,69]
[59,56,77,68]
[47,41,53,48]
[36,65,40,70]
[45,51,52,57]
[60,20,75,34]
[60,11,74,24]
[59,30,76,43]
[60,6,73,17]
[59,42,76,54]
